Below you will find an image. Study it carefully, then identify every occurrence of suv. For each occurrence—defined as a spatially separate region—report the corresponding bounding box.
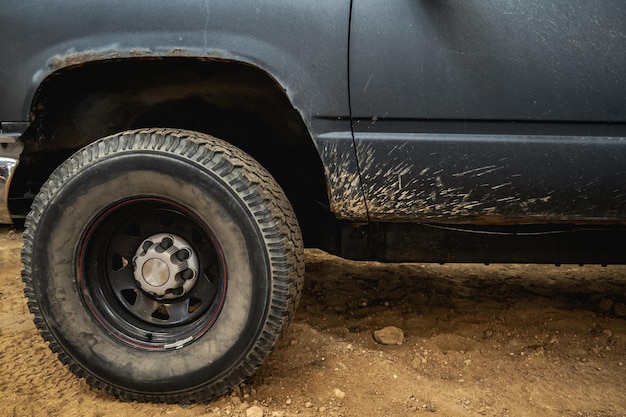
[2,0,625,403]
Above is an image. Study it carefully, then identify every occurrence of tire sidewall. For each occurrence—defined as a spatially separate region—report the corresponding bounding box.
[31,148,271,394]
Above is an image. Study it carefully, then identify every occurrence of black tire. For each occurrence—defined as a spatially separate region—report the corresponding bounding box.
[21,128,304,403]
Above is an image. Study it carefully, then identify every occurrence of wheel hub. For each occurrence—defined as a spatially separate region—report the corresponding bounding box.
[133,233,199,299]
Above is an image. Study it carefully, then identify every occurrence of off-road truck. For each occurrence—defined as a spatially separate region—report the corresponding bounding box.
[1,0,625,403]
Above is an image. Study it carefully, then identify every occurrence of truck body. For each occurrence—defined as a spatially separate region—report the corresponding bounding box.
[2,0,625,403]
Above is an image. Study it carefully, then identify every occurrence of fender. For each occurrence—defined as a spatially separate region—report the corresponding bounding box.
[0,0,368,221]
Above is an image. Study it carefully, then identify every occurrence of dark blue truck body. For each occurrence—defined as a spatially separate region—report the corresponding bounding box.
[2,0,626,403]
[2,0,626,230]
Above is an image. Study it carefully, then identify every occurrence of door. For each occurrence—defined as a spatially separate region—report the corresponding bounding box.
[350,0,626,222]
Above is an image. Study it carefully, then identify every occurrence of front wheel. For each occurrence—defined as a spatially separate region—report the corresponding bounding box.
[21,129,303,402]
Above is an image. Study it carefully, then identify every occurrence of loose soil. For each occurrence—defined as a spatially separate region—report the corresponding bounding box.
[1,226,625,417]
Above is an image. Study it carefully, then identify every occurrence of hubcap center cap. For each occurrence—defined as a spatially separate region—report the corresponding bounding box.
[132,233,200,300]
[142,258,170,287]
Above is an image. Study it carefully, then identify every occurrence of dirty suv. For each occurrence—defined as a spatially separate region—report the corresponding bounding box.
[1,0,625,403]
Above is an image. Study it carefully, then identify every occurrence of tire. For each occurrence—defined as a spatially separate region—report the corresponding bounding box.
[21,128,304,403]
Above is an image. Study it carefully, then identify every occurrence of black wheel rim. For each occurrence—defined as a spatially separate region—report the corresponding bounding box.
[78,197,226,350]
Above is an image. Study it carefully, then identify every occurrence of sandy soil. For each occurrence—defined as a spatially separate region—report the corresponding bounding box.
[1,226,626,417]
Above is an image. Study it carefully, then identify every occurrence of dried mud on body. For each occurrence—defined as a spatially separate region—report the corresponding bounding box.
[1,226,626,417]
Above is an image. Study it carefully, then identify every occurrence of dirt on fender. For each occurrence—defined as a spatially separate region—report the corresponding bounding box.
[1,227,625,417]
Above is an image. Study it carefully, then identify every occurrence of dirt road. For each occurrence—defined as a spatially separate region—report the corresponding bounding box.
[1,226,625,416]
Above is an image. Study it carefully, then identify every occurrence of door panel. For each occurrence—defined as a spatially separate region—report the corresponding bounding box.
[350,0,626,122]
[350,0,626,222]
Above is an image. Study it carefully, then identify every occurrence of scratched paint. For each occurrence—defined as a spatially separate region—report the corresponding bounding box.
[45,47,231,73]
[353,136,626,223]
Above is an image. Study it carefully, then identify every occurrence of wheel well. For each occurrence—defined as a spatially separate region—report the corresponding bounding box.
[11,58,338,248]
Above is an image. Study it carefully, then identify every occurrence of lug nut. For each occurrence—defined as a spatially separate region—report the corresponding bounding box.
[142,241,153,253]
[176,248,190,261]
[181,269,194,280]
[160,237,173,250]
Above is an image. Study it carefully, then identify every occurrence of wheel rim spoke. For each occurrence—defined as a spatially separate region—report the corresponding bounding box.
[131,292,162,322]
[165,300,192,323]
[187,268,215,300]
[108,266,134,293]
[109,229,143,254]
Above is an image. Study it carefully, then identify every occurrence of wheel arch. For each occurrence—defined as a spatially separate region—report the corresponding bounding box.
[11,57,338,248]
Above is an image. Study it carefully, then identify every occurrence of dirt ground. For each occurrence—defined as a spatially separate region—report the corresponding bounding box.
[2,226,626,417]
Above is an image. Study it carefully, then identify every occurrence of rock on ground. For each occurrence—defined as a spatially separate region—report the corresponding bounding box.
[373,326,405,345]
